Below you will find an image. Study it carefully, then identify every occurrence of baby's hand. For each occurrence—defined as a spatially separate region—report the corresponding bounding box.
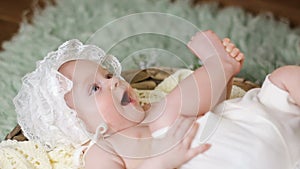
[151,116,211,169]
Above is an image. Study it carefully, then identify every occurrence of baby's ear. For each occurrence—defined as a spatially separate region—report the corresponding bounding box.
[54,69,73,94]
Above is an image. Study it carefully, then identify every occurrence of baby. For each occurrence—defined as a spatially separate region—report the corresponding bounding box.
[14,30,300,169]
[14,30,239,168]
[58,31,247,168]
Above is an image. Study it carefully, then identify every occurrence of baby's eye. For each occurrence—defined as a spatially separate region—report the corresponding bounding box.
[91,84,101,93]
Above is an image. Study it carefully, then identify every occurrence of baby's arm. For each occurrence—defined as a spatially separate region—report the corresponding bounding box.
[184,34,244,115]
[84,117,210,169]
[269,65,300,106]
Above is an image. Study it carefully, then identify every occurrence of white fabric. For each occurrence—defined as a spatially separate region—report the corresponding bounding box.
[13,39,122,150]
[153,75,300,169]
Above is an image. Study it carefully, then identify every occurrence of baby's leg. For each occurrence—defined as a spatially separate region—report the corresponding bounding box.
[269,65,300,106]
[150,31,245,129]
[187,31,244,111]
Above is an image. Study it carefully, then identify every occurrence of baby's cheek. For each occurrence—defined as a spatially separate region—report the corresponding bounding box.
[97,98,123,122]
[75,98,104,132]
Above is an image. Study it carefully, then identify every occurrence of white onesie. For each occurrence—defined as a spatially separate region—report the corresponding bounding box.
[153,76,300,169]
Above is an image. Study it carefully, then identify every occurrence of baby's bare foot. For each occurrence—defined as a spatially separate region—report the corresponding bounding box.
[187,30,244,76]
[222,38,244,74]
[187,30,223,61]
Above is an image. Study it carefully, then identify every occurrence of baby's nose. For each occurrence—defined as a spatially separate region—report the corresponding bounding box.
[109,76,119,89]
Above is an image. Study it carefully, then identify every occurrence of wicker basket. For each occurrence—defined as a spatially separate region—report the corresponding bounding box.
[5,68,260,141]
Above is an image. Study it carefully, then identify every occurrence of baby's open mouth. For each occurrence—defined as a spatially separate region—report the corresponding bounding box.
[121,91,131,106]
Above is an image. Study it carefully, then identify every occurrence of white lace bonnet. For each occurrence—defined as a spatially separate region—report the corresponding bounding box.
[13,39,121,150]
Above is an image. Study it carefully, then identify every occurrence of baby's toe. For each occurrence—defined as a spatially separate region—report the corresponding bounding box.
[230,48,240,58]
[236,53,244,61]
[222,38,230,46]
[225,43,235,53]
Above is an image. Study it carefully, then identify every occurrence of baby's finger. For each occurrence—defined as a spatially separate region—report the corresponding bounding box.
[174,117,195,139]
[182,122,199,147]
[186,144,211,160]
[166,117,184,137]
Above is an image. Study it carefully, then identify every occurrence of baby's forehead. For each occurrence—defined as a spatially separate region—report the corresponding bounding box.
[58,59,106,80]
[58,60,79,80]
[60,59,98,69]
[59,59,102,72]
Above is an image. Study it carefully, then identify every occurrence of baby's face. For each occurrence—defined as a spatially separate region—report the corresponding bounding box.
[58,60,145,134]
